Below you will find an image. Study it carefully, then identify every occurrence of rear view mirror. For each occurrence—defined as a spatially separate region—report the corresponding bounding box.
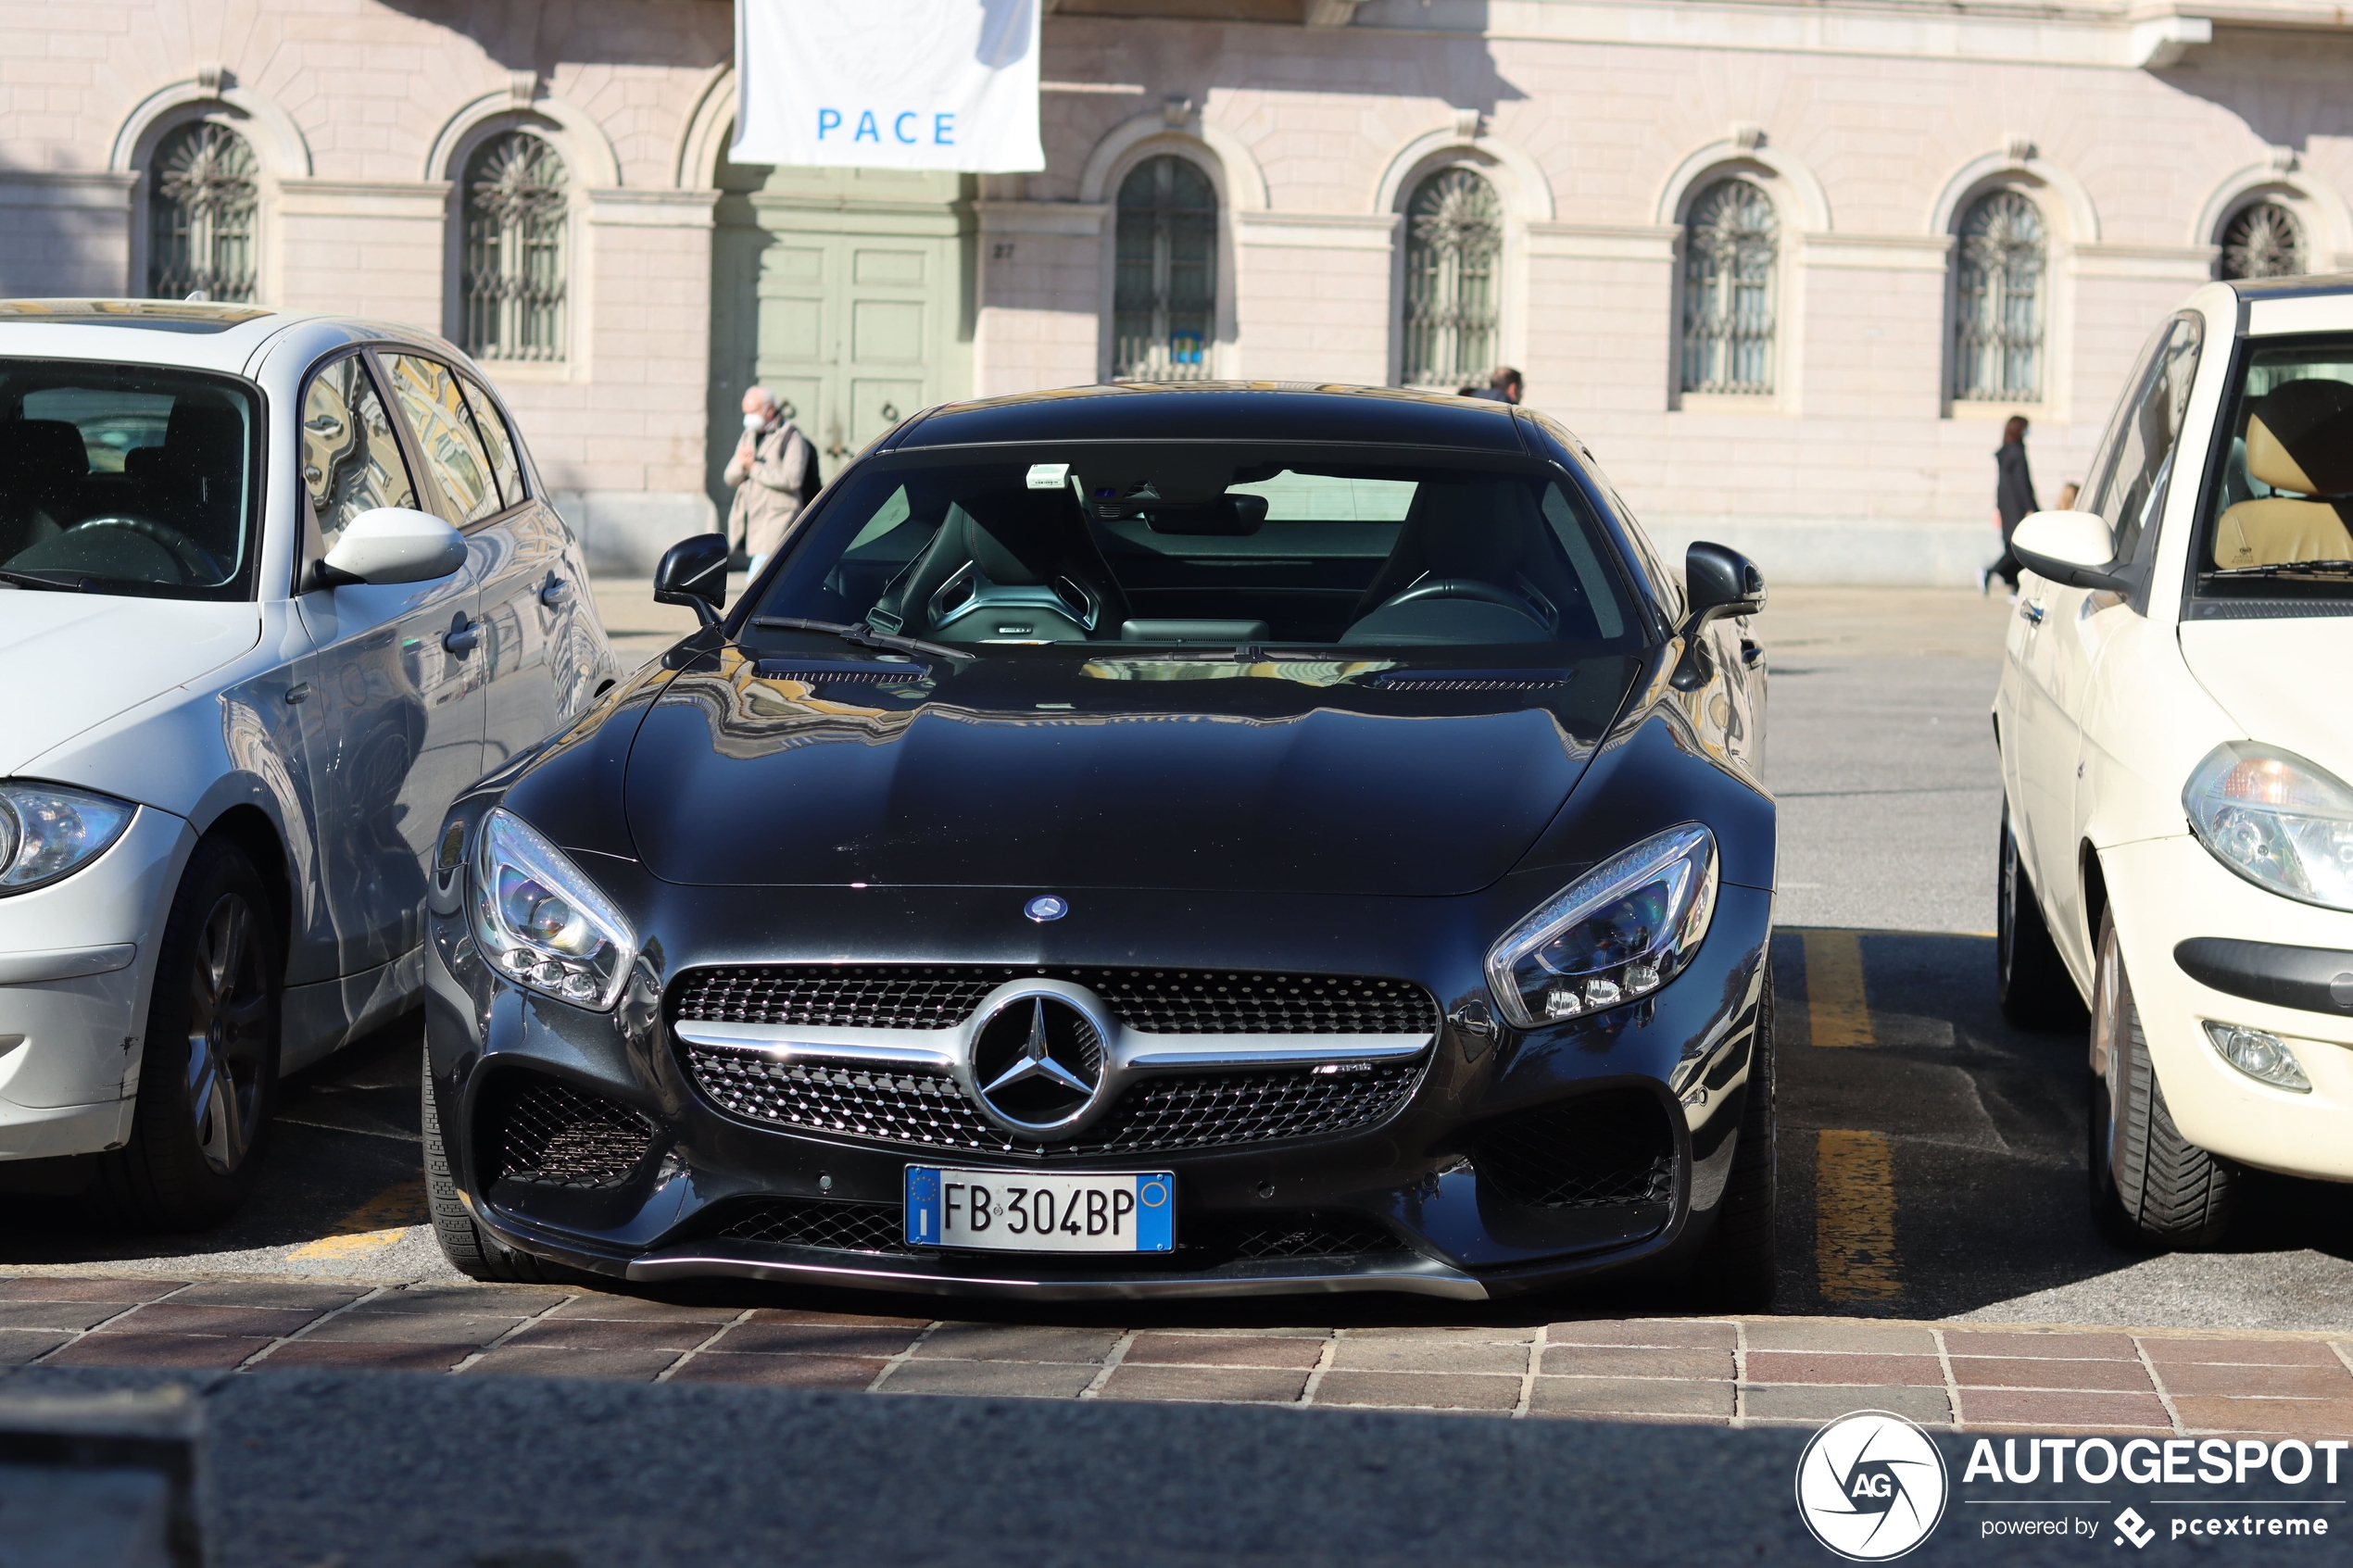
[654,533,730,628]
[1673,541,1766,691]
[2012,510,2128,591]
[314,507,465,588]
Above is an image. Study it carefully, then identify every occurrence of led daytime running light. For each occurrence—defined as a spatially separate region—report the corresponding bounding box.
[1484,823,1719,1031]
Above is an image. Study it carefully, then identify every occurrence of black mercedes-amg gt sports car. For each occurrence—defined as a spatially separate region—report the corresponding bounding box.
[422,383,1777,1305]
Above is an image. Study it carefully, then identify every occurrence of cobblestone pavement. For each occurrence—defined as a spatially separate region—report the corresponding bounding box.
[8,1275,2353,1438]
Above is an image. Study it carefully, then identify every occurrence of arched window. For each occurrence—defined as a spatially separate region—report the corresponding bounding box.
[1952,189,2046,402]
[1680,179,1778,395]
[2221,201,2306,281]
[461,131,568,362]
[147,122,258,302]
[1401,168,1502,388]
[1113,155,1216,382]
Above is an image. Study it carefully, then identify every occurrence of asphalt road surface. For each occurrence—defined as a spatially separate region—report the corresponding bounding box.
[6,585,2350,1333]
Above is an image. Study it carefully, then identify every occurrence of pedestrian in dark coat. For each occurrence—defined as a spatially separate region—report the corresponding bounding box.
[1983,414,2039,594]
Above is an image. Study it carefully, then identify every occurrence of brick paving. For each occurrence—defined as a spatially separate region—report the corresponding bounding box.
[7,1274,2353,1436]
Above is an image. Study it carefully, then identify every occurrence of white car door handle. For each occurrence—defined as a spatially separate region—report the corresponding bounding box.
[2019,599,2045,626]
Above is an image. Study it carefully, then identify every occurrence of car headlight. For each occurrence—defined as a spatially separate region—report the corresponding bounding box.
[0,782,135,895]
[1485,823,1719,1030]
[471,807,637,1010]
[2183,743,2353,912]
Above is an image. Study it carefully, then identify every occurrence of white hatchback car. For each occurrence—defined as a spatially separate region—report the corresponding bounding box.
[0,299,612,1227]
[1995,275,2353,1248]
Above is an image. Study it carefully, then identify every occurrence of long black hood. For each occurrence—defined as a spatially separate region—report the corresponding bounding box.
[617,649,1643,896]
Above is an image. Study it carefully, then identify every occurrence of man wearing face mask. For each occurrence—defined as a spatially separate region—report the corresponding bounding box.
[724,386,820,575]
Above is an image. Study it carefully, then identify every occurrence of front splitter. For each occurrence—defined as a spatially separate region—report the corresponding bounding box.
[623,1242,1491,1300]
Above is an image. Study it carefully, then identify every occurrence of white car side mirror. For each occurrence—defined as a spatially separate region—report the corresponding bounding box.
[2011,509,2112,570]
[316,507,466,588]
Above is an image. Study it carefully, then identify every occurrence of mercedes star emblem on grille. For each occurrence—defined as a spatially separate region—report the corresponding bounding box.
[1024,895,1068,922]
[970,994,1103,1135]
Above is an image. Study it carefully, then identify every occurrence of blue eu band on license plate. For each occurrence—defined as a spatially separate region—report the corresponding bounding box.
[904,1166,1175,1253]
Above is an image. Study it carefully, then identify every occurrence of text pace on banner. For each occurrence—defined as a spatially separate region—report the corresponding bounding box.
[733,0,1046,173]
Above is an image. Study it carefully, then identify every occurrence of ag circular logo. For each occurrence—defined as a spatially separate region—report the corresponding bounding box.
[1794,1411,1949,1562]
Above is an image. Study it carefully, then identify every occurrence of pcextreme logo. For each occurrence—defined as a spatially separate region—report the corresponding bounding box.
[1795,1411,1953,1561]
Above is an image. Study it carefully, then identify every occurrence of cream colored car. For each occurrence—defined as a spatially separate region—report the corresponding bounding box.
[1994,275,2353,1249]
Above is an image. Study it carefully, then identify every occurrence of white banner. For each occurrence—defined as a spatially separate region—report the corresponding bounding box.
[732,0,1044,173]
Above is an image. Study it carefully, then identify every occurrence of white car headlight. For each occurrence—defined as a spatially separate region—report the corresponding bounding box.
[2183,742,2353,912]
[1485,823,1719,1030]
[0,782,135,895]
[472,807,638,1010]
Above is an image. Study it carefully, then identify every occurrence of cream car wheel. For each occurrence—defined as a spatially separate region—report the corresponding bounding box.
[2088,909,2236,1250]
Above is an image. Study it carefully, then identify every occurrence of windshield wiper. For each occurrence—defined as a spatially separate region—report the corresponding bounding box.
[0,568,87,593]
[2208,560,2353,581]
[750,616,974,661]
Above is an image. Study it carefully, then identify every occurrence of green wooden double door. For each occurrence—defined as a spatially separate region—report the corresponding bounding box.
[707,164,976,512]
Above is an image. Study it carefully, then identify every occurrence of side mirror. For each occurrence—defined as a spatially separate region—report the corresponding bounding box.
[1673,541,1765,691]
[653,532,730,629]
[314,507,465,588]
[2012,509,2128,591]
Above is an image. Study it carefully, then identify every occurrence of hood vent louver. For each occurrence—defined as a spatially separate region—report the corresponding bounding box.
[1367,669,1574,693]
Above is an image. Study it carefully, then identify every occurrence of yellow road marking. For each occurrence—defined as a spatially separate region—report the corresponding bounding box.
[1802,929,1875,1047]
[1815,1129,1902,1304]
[284,1177,428,1263]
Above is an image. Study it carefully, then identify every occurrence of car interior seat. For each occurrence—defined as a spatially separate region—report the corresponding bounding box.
[0,418,89,560]
[2214,379,2353,569]
[1340,476,1579,645]
[868,484,1131,641]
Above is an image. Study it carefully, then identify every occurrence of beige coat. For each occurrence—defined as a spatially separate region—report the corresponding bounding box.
[724,420,817,558]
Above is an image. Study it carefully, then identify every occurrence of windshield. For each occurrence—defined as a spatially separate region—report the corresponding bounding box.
[0,358,261,600]
[746,445,1641,653]
[2194,337,2353,613]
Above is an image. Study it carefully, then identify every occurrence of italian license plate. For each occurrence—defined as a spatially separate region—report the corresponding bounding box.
[904,1166,1175,1253]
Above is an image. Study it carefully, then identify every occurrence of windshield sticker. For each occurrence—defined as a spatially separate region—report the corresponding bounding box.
[1026,462,1070,490]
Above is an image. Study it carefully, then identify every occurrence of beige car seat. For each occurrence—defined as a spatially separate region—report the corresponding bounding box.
[2214,379,2353,568]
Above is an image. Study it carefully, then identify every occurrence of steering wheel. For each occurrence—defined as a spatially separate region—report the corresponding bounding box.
[59,516,224,583]
[1373,577,1549,626]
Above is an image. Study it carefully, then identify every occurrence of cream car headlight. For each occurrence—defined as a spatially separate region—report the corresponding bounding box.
[472,807,637,1010]
[2183,743,2353,912]
[0,782,135,895]
[1485,823,1719,1030]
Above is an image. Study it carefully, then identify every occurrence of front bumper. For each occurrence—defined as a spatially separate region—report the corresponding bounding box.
[426,869,1773,1301]
[2104,835,2353,1181]
[0,808,191,1161]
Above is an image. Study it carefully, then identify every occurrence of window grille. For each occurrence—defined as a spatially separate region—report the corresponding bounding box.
[1680,179,1778,395]
[1401,168,1502,388]
[462,132,568,362]
[1113,156,1216,382]
[1952,190,2045,402]
[147,123,258,303]
[2220,201,2305,281]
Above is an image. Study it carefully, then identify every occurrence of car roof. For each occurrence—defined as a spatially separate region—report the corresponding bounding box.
[889,382,1532,453]
[2226,272,2353,304]
[0,299,460,379]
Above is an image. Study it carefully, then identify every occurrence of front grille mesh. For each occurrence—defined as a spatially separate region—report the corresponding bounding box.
[1469,1092,1676,1210]
[710,1198,912,1255]
[1214,1213,1406,1261]
[483,1074,656,1190]
[684,1046,1424,1157]
[671,965,1436,1036]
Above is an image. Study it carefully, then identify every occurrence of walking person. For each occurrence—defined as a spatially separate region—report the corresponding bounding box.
[724,386,819,577]
[1981,413,2039,596]
[1462,366,1524,405]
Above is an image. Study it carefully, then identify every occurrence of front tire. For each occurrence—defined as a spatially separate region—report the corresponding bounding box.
[1997,801,2083,1029]
[2088,909,2235,1249]
[91,838,281,1231]
[1693,968,1777,1310]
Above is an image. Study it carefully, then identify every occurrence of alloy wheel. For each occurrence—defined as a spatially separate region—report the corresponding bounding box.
[183,892,271,1175]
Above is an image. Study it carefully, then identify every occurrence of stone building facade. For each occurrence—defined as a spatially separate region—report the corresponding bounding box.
[4,1,2351,580]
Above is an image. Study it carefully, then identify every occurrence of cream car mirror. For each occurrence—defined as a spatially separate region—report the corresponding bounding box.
[314,507,466,588]
[2012,509,2130,592]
